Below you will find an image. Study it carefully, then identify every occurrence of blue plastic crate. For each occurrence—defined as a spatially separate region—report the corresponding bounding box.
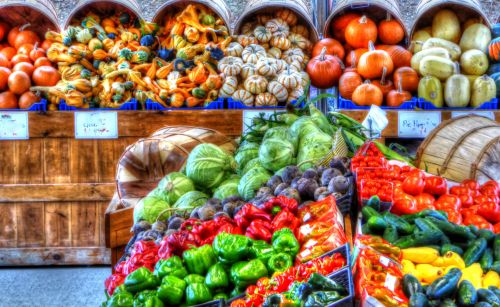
[0,98,47,112]
[227,98,305,109]
[226,294,245,305]
[338,95,418,110]
[316,243,351,268]
[192,299,225,307]
[419,97,499,110]
[59,99,138,111]
[327,267,355,307]
[145,98,224,110]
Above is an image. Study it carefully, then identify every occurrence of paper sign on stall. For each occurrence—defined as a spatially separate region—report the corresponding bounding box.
[398,111,441,138]
[75,111,118,139]
[0,112,29,140]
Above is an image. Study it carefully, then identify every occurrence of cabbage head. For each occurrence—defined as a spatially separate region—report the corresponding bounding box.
[186,144,237,189]
[134,196,170,224]
[174,191,209,215]
[263,127,298,151]
[309,104,335,135]
[238,167,271,200]
[259,138,295,172]
[213,177,240,200]
[289,116,322,140]
[156,172,195,204]
[240,158,266,175]
[297,142,332,171]
[235,142,259,171]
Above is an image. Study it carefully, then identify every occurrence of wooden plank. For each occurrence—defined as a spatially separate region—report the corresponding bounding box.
[0,204,17,247]
[0,183,115,202]
[71,202,99,247]
[105,207,133,249]
[43,138,71,184]
[13,139,43,184]
[0,142,15,184]
[16,203,44,247]
[0,247,110,265]
[44,203,71,247]
[70,139,97,183]
[98,201,107,247]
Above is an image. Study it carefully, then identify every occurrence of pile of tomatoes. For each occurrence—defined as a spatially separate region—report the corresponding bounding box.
[0,23,60,109]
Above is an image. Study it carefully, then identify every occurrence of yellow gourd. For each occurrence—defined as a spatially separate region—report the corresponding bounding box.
[483,271,500,289]
[460,23,492,53]
[430,252,465,269]
[415,264,445,284]
[401,259,416,274]
[445,62,470,107]
[460,263,483,289]
[402,247,440,264]
[432,9,461,43]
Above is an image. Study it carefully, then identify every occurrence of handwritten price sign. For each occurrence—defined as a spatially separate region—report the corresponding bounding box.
[0,112,29,140]
[75,112,118,139]
[398,111,441,138]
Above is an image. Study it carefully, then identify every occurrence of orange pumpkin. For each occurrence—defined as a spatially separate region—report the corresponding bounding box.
[34,57,52,68]
[345,48,367,68]
[0,22,9,41]
[0,67,11,90]
[385,46,412,69]
[13,62,34,77]
[41,40,52,51]
[0,91,18,109]
[358,42,394,80]
[32,66,60,86]
[339,71,363,100]
[352,80,383,106]
[312,38,345,60]
[18,91,39,109]
[345,15,377,49]
[386,80,412,107]
[29,44,45,61]
[11,54,30,66]
[0,53,11,68]
[378,14,405,45]
[307,47,342,89]
[330,13,361,43]
[371,67,394,99]
[12,26,40,49]
[17,43,34,56]
[393,67,419,93]
[8,71,30,94]
[7,26,20,47]
[1,47,16,61]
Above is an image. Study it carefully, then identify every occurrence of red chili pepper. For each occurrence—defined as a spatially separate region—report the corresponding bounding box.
[477,201,500,224]
[402,173,425,196]
[424,176,448,195]
[271,209,300,233]
[464,214,493,231]
[234,204,272,229]
[245,219,273,242]
[104,273,125,296]
[435,194,462,211]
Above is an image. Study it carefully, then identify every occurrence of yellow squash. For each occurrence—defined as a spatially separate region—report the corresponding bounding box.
[411,48,451,74]
[420,55,455,81]
[460,49,489,75]
[422,38,462,61]
[471,75,497,107]
[416,264,445,284]
[402,247,440,264]
[432,9,461,43]
[430,252,465,269]
[418,75,443,107]
[460,23,492,53]
[483,271,500,289]
[460,263,483,289]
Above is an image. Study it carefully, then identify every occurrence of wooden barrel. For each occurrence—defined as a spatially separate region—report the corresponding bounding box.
[115,126,237,209]
[324,0,408,42]
[63,0,143,28]
[233,0,319,42]
[0,0,60,37]
[152,0,231,29]
[416,115,500,184]
[411,0,491,37]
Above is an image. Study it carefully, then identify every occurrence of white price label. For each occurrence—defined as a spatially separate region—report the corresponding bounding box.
[451,111,495,120]
[242,110,284,134]
[0,112,29,140]
[75,111,118,139]
[398,111,441,138]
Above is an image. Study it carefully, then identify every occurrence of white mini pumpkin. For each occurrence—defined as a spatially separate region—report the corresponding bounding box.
[268,80,288,102]
[274,59,288,73]
[238,35,258,47]
[288,33,310,50]
[284,48,305,64]
[276,9,298,26]
[271,36,291,51]
[244,75,268,94]
[226,42,244,57]
[291,25,309,38]
[278,68,302,89]
[266,18,290,38]
[288,86,305,103]
[267,47,282,59]
[241,63,257,79]
[300,71,310,88]
[287,60,303,71]
[219,76,239,98]
[253,26,272,43]
[241,22,255,36]
[256,58,278,77]
[232,89,254,106]
[242,44,267,64]
[255,93,278,106]
[218,56,243,76]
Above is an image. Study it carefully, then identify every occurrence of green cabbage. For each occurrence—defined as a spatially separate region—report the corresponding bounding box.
[235,142,259,171]
[289,116,322,140]
[134,196,170,223]
[238,167,271,200]
[259,138,295,172]
[297,142,332,171]
[309,104,335,135]
[213,177,240,200]
[241,158,266,175]
[263,127,298,151]
[186,144,237,189]
[174,191,209,214]
[156,172,195,204]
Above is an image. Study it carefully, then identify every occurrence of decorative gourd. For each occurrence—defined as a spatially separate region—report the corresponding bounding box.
[460,49,489,75]
[232,89,254,106]
[270,36,291,51]
[352,80,383,106]
[411,47,451,73]
[287,86,304,103]
[371,67,394,98]
[490,73,500,97]
[218,56,243,76]
[460,23,492,53]
[394,67,419,92]
[311,38,345,60]
[267,47,282,59]
[463,18,481,30]
[227,42,244,57]
[299,71,310,88]
[184,26,200,43]
[345,15,377,49]
[241,22,255,36]
[242,44,266,64]
[422,38,462,61]
[288,33,309,50]
[411,30,432,53]
[420,56,455,81]
[432,9,461,43]
[254,26,272,43]
[345,48,367,68]
[386,46,412,69]
[493,24,500,38]
[257,15,272,26]
[418,75,443,107]
[256,58,277,77]
[291,25,309,38]
[445,63,470,107]
[277,67,302,89]
[238,35,258,47]
[330,13,361,43]
[274,59,288,73]
[488,38,500,63]
[219,76,238,98]
[241,63,257,79]
[378,13,405,45]
[268,80,288,102]
[471,75,496,107]
[306,47,342,89]
[266,19,290,38]
[386,80,412,107]
[339,71,363,100]
[358,41,393,80]
[276,9,298,26]
[288,60,303,72]
[189,63,208,83]
[255,92,278,106]
[244,75,268,94]
[284,48,305,64]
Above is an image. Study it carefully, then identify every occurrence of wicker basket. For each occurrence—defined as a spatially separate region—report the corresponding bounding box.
[63,0,143,28]
[0,0,60,36]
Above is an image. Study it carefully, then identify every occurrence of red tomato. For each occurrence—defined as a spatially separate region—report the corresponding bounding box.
[402,175,425,196]
[424,176,447,195]
[391,194,418,215]
[463,214,493,231]
[414,193,436,211]
[435,194,462,211]
[445,210,463,225]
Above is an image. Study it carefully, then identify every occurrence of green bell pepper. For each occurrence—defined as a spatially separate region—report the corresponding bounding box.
[230,259,268,289]
[113,285,128,295]
[213,232,252,264]
[272,228,300,257]
[154,256,188,280]
[250,240,275,265]
[304,291,343,305]
[157,275,186,305]
[205,263,229,291]
[213,293,228,300]
[133,293,164,307]
[307,273,346,294]
[186,283,212,305]
[183,244,216,275]
[106,291,134,307]
[124,267,160,294]
[267,252,293,274]
[184,274,206,285]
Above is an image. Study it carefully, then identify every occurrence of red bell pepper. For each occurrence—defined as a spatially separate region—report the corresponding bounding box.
[262,195,298,214]
[424,176,448,195]
[450,186,472,196]
[414,193,436,211]
[234,204,271,229]
[477,201,500,224]
[391,194,419,215]
[461,179,480,192]
[245,219,273,242]
[461,205,479,218]
[105,273,125,296]
[494,222,500,234]
[480,181,500,197]
[463,214,493,231]
[435,194,462,211]
[157,230,200,258]
[402,173,425,196]
[444,209,462,225]
[271,209,300,233]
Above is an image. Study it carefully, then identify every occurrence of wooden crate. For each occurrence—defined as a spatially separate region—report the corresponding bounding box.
[0,110,242,265]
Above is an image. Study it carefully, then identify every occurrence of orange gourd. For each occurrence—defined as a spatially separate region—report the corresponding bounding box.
[312,38,345,60]
[385,45,412,69]
[8,71,30,94]
[0,91,17,109]
[12,25,40,49]
[393,67,419,93]
[371,67,394,99]
[386,80,412,107]
[339,71,363,100]
[378,13,405,45]
[32,66,60,86]
[13,62,34,77]
[1,47,16,60]
[330,13,361,43]
[18,91,39,109]
[344,51,357,73]
[345,48,367,68]
[345,15,377,49]
[358,41,394,80]
[0,67,11,90]
[0,53,11,68]
[352,80,383,106]
[306,47,342,89]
